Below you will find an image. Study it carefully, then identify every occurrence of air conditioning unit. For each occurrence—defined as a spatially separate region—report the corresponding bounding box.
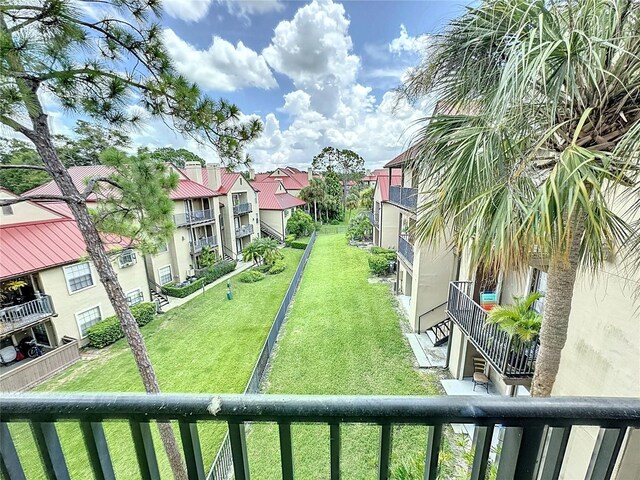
[118,250,137,268]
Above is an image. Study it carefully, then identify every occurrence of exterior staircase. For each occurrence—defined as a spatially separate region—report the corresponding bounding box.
[260,222,284,243]
[148,279,169,308]
[425,319,450,347]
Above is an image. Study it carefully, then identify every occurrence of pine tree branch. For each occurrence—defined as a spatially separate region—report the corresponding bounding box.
[0,115,34,139]
[82,176,123,199]
[0,164,48,171]
[0,194,70,206]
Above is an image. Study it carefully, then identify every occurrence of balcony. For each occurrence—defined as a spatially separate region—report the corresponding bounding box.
[389,186,417,212]
[235,223,254,238]
[0,295,55,337]
[1,393,637,480]
[190,235,218,254]
[233,203,253,216]
[398,235,414,266]
[174,209,214,227]
[447,281,539,378]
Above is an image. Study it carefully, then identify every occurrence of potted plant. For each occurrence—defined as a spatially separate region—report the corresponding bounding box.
[486,292,543,366]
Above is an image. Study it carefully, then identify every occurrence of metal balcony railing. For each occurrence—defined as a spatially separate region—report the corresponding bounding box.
[1,393,638,480]
[190,235,218,254]
[235,224,254,238]
[174,209,214,227]
[0,295,54,336]
[233,203,252,216]
[398,235,414,266]
[447,281,539,377]
[389,186,417,211]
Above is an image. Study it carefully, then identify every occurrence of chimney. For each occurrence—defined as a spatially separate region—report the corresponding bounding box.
[248,168,255,181]
[308,167,313,182]
[206,163,222,190]
[184,161,202,184]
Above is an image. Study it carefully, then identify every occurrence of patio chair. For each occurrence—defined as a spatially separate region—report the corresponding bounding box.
[472,357,490,393]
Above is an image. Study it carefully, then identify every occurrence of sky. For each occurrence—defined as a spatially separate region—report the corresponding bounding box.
[52,0,471,172]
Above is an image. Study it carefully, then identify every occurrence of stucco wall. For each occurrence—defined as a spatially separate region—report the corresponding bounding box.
[38,253,150,344]
[379,203,400,250]
[260,209,285,238]
[0,194,60,225]
[227,177,260,250]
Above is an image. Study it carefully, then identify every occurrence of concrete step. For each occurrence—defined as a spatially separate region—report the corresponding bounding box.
[405,333,431,368]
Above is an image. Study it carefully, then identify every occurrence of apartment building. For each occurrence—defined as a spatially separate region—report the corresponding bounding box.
[0,189,150,392]
[254,166,314,197]
[251,180,306,241]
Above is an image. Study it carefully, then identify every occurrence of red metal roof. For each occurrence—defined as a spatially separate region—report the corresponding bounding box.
[377,175,402,202]
[252,181,306,210]
[254,167,311,191]
[383,145,420,168]
[26,166,219,200]
[0,218,130,279]
[363,169,402,182]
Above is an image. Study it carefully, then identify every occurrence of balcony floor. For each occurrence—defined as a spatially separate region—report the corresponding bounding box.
[0,347,54,375]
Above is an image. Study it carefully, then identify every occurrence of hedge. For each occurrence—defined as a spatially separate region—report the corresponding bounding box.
[239,270,265,283]
[284,234,296,246]
[368,254,391,276]
[162,260,237,298]
[87,302,156,349]
[289,241,308,250]
[268,260,286,275]
[371,247,397,261]
[162,278,205,298]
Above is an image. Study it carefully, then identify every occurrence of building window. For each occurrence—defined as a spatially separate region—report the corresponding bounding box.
[157,242,168,254]
[158,265,172,285]
[126,289,144,306]
[75,306,102,337]
[118,249,137,268]
[530,268,547,314]
[2,205,13,215]
[64,262,94,293]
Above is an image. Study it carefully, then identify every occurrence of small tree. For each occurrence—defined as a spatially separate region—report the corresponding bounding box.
[199,245,218,269]
[56,120,131,167]
[299,178,326,222]
[346,213,373,242]
[0,3,262,476]
[312,147,365,213]
[287,209,314,237]
[345,192,360,221]
[487,293,543,351]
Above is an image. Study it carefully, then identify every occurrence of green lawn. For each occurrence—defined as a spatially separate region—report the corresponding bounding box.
[246,234,444,479]
[9,248,303,479]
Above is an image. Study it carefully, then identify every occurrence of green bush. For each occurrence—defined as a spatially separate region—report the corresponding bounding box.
[87,302,156,349]
[239,270,266,283]
[284,234,296,246]
[286,209,314,237]
[368,254,391,276]
[255,264,271,273]
[329,219,340,225]
[162,278,205,298]
[200,260,237,284]
[371,246,397,261]
[289,241,308,250]
[268,260,286,274]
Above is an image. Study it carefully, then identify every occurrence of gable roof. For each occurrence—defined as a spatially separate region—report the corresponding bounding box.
[383,145,420,168]
[26,165,220,201]
[252,181,306,210]
[377,175,402,202]
[254,166,311,191]
[363,169,402,182]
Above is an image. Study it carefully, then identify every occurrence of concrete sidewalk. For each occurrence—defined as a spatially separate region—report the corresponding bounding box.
[161,261,253,312]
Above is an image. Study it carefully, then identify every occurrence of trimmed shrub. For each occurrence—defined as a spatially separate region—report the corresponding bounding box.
[329,219,340,225]
[289,241,308,250]
[201,260,237,284]
[268,260,286,275]
[284,234,296,246]
[87,302,156,349]
[255,264,271,273]
[368,254,391,276]
[239,270,266,283]
[371,247,397,261]
[286,209,314,237]
[162,278,205,298]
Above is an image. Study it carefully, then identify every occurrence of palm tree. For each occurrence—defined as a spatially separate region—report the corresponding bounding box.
[487,293,543,351]
[300,178,326,222]
[345,192,360,221]
[401,0,640,396]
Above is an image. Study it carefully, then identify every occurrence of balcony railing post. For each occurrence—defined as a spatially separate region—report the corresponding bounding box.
[330,423,341,480]
[0,422,26,480]
[378,424,392,480]
[424,424,442,480]
[228,422,250,480]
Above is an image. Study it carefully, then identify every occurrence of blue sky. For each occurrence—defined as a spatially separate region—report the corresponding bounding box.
[70,0,470,171]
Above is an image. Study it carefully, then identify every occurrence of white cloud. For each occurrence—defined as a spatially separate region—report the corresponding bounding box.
[162,0,214,22]
[163,29,277,91]
[389,24,430,55]
[217,0,284,17]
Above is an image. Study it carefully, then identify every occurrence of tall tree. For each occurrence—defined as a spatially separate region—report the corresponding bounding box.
[400,0,639,396]
[311,146,365,213]
[56,120,131,167]
[147,146,206,168]
[0,2,262,476]
[0,139,49,193]
[299,177,326,222]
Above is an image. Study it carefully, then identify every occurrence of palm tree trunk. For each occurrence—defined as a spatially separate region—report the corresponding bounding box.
[314,200,318,222]
[531,223,584,397]
[29,113,187,478]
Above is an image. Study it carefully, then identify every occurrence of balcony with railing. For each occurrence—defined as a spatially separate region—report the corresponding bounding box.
[190,235,218,254]
[235,223,254,238]
[398,235,414,266]
[447,281,539,378]
[1,393,638,480]
[174,209,215,227]
[233,203,253,216]
[389,186,417,212]
[0,295,55,337]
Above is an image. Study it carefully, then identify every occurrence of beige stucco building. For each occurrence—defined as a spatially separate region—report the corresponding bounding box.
[251,180,306,241]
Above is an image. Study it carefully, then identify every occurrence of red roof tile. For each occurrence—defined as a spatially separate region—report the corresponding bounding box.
[26,165,219,201]
[377,175,402,202]
[252,181,306,210]
[0,218,130,279]
[254,167,311,191]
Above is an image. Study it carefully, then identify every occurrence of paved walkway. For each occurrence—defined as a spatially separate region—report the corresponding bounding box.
[161,261,253,312]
